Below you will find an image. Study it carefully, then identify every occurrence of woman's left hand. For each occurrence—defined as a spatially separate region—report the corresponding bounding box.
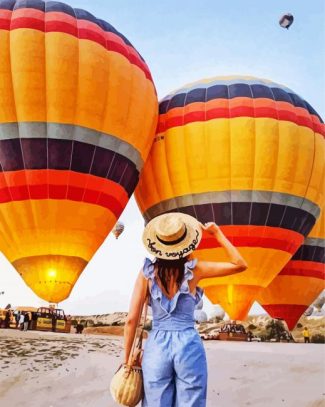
[200,222,222,237]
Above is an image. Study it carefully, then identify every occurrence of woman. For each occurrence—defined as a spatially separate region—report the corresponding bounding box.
[124,213,248,406]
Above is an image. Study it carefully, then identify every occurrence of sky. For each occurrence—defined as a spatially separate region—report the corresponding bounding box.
[0,0,324,317]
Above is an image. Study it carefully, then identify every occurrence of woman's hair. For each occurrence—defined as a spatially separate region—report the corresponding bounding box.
[155,257,188,294]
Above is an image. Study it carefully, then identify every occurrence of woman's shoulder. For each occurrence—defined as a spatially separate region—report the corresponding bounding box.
[142,257,156,280]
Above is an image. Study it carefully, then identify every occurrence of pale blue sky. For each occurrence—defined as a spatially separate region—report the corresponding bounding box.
[0,0,324,317]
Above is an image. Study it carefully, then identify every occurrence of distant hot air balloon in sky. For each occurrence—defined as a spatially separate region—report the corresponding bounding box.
[279,13,294,29]
[258,209,325,330]
[0,0,158,303]
[112,221,125,239]
[135,75,325,321]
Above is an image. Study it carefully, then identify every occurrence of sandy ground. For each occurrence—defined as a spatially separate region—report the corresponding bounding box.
[0,329,324,407]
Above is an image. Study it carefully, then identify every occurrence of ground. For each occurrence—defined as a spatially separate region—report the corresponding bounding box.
[0,329,324,407]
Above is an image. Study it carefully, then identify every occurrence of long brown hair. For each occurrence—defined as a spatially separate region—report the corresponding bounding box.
[155,257,189,294]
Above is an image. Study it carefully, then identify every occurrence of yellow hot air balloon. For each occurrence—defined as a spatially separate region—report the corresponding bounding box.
[135,75,325,320]
[0,0,157,303]
[258,210,325,330]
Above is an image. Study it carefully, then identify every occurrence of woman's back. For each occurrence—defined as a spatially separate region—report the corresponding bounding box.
[143,257,203,331]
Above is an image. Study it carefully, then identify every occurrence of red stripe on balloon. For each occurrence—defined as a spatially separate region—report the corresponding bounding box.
[0,184,124,217]
[158,106,325,136]
[279,261,325,280]
[0,170,129,217]
[46,20,77,36]
[198,226,303,254]
[0,170,129,203]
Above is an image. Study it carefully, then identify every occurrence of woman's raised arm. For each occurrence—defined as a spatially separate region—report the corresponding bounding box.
[196,223,248,281]
[123,270,147,365]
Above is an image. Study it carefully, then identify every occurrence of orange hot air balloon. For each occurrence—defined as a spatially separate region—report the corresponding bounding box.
[258,210,325,330]
[135,76,325,320]
[0,0,158,303]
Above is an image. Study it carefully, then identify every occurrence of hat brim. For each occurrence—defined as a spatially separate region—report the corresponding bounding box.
[142,213,202,260]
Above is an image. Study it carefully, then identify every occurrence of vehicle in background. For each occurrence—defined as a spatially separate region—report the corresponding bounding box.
[30,307,72,333]
[219,321,248,341]
[200,331,220,340]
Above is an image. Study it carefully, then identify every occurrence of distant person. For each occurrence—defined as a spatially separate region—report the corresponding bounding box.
[23,313,30,331]
[51,313,57,332]
[75,323,84,334]
[123,214,247,406]
[4,310,10,328]
[303,327,310,343]
[14,311,20,328]
[19,313,25,330]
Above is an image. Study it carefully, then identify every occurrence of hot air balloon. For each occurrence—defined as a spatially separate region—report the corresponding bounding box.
[135,75,325,321]
[210,305,225,321]
[112,221,125,239]
[0,0,158,303]
[279,13,294,29]
[194,309,208,323]
[258,210,325,330]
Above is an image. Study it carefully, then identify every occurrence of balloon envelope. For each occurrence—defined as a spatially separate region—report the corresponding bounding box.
[0,0,157,303]
[258,210,325,330]
[112,222,125,239]
[135,75,325,320]
[279,13,294,29]
[194,310,208,323]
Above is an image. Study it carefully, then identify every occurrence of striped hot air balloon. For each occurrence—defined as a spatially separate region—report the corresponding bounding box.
[0,0,158,303]
[135,75,325,321]
[258,210,325,330]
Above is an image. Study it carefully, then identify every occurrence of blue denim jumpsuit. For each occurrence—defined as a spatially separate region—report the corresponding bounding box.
[142,258,207,407]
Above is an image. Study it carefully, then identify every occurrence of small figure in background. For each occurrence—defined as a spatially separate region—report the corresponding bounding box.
[4,310,10,328]
[75,320,84,334]
[303,327,310,343]
[14,310,20,328]
[23,312,30,331]
[19,313,25,330]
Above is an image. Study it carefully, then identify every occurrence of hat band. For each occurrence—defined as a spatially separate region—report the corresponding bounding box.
[156,226,187,246]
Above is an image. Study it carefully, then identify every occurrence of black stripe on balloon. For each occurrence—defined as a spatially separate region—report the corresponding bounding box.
[292,245,325,263]
[159,84,323,123]
[0,138,138,196]
[4,0,145,62]
[162,202,316,237]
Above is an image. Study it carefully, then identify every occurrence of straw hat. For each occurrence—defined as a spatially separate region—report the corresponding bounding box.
[142,213,202,260]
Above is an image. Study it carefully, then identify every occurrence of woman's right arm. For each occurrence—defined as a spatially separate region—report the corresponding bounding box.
[123,270,147,365]
[196,222,248,281]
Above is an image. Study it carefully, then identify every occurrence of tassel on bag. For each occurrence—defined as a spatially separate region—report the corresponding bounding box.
[110,282,149,406]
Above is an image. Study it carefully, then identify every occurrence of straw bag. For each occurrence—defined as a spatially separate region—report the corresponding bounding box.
[110,287,149,407]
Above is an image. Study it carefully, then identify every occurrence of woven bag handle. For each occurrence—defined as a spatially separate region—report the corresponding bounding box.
[127,277,149,367]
